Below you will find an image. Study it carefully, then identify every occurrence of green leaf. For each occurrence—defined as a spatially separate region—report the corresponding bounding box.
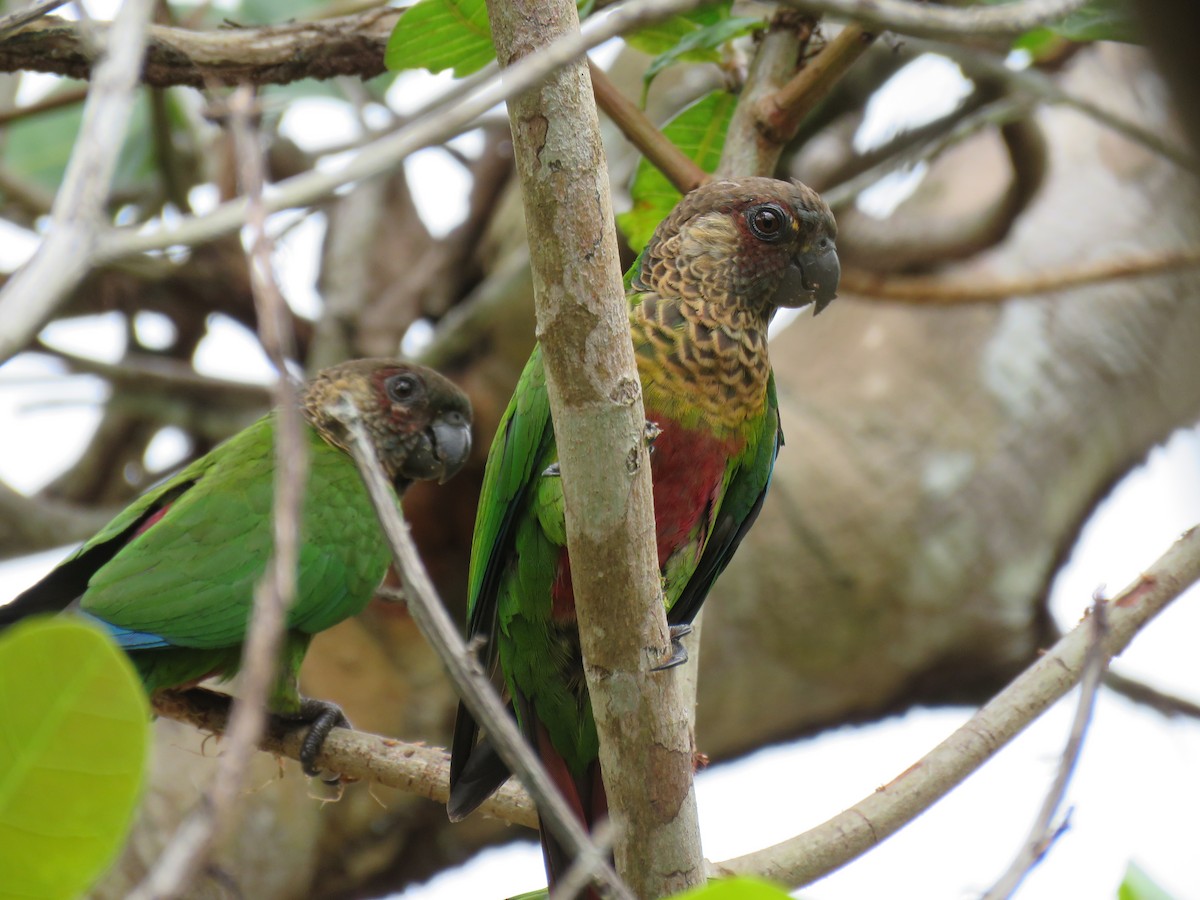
[671,877,794,899]
[385,0,495,77]
[1118,862,1177,900]
[617,90,735,252]
[0,617,150,900]
[625,5,730,56]
[2,84,157,193]
[642,17,764,98]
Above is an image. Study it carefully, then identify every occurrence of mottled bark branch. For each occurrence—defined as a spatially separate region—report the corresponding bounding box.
[487,0,704,895]
[0,8,399,86]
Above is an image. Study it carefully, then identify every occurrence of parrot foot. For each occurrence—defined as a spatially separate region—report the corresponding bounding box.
[542,462,561,477]
[653,623,694,671]
[289,698,352,781]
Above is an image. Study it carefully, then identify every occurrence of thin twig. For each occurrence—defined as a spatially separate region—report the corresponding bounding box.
[588,59,708,194]
[822,95,1035,210]
[757,23,876,143]
[918,39,1198,173]
[151,688,539,829]
[714,525,1200,889]
[1103,670,1200,720]
[981,600,1110,899]
[0,0,70,39]
[840,247,1200,304]
[779,0,1090,40]
[0,0,154,366]
[127,86,308,900]
[0,84,89,127]
[326,396,634,900]
[91,0,718,264]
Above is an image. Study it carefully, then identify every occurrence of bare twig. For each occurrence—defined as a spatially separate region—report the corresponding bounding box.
[91,0,720,264]
[0,0,154,366]
[588,59,708,194]
[840,247,1200,303]
[918,39,1198,173]
[1103,669,1200,720]
[714,526,1200,888]
[0,8,401,86]
[128,86,308,900]
[0,0,69,40]
[0,84,88,127]
[326,396,633,900]
[151,688,539,829]
[718,10,814,178]
[982,601,1110,899]
[757,24,876,143]
[780,0,1091,40]
[822,95,1035,210]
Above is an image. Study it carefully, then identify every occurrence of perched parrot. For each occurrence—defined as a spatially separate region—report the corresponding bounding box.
[0,358,472,773]
[447,177,840,886]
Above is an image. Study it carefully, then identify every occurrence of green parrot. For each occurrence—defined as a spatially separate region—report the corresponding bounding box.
[447,177,839,886]
[0,358,472,773]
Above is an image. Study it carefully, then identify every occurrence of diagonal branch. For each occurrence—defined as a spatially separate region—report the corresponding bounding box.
[0,0,154,366]
[326,395,633,900]
[780,0,1091,40]
[151,688,539,829]
[714,525,1200,889]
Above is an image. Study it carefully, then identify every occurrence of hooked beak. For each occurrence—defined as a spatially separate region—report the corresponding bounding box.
[400,410,472,485]
[775,237,840,313]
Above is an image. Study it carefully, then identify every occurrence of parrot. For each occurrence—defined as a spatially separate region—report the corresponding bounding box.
[0,358,472,774]
[446,177,840,888]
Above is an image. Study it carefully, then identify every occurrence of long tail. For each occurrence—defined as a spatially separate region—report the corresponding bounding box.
[520,696,609,900]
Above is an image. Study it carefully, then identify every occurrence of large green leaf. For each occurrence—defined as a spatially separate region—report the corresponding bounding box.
[641,16,763,99]
[1118,862,1176,900]
[617,90,735,252]
[671,877,794,899]
[624,5,730,56]
[0,618,150,900]
[2,84,157,194]
[385,0,495,76]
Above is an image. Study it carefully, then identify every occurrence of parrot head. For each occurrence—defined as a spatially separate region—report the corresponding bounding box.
[304,359,473,489]
[635,176,839,316]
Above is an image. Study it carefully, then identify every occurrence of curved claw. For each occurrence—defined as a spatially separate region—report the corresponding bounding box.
[653,623,694,671]
[288,698,352,781]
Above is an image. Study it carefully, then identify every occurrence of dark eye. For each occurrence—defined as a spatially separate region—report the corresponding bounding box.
[385,373,422,403]
[747,204,788,242]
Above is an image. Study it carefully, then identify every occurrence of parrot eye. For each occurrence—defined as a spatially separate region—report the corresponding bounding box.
[385,373,423,404]
[747,204,789,242]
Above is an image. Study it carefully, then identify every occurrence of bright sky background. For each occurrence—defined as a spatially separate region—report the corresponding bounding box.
[1,17,1198,900]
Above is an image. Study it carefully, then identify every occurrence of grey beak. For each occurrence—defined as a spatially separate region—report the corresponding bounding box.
[400,410,472,486]
[429,410,472,484]
[803,240,840,314]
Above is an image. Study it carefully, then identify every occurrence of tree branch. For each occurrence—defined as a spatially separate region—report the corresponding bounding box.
[150,688,539,830]
[487,0,704,895]
[0,0,154,366]
[714,525,1200,889]
[0,8,400,86]
[840,247,1200,303]
[780,0,1091,40]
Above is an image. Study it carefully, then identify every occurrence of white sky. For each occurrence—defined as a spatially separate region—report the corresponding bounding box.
[1,38,1198,900]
